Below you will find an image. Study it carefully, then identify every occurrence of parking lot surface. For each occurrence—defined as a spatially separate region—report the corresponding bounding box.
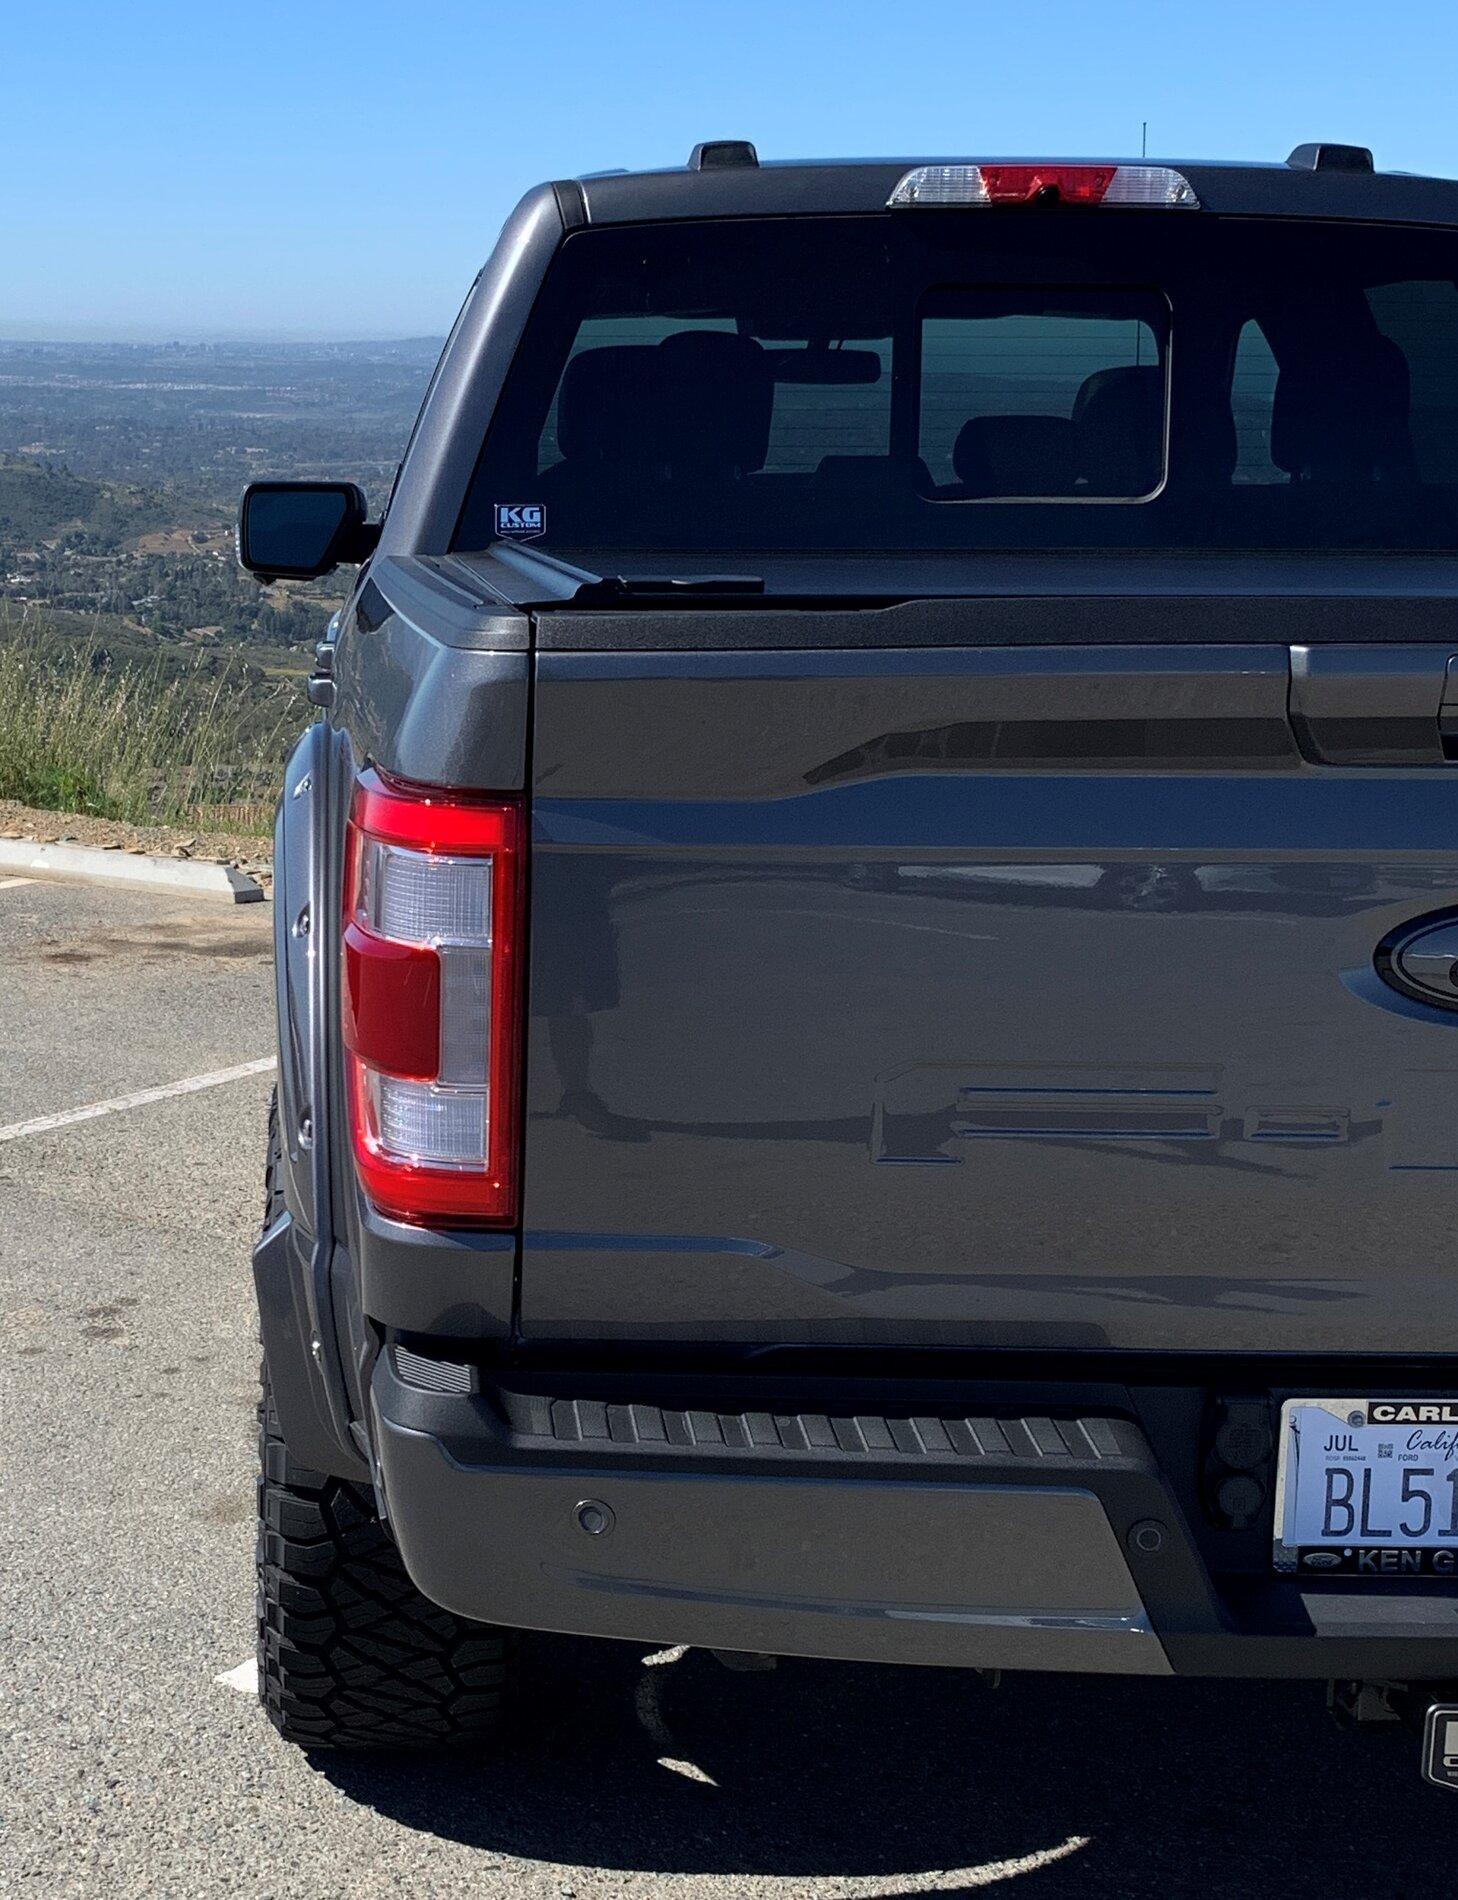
[1,873,1452,1897]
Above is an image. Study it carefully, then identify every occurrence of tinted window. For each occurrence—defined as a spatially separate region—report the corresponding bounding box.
[918,289,1165,494]
[760,340,893,472]
[1367,279,1458,484]
[1230,320,1282,484]
[538,316,735,468]
[536,319,895,478]
[457,214,1458,554]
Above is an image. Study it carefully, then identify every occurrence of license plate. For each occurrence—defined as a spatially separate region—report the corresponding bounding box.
[1274,1398,1458,1576]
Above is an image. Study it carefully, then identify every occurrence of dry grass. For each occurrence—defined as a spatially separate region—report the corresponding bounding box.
[0,617,296,836]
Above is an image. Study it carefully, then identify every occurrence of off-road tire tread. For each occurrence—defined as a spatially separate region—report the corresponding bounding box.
[256,1093,511,1749]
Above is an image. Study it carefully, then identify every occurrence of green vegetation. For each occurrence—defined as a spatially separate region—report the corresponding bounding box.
[0,339,433,835]
[0,452,178,548]
[0,447,317,834]
[0,451,332,653]
[0,612,296,835]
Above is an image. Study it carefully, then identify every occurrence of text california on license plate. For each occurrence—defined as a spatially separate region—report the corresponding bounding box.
[1274,1398,1458,1576]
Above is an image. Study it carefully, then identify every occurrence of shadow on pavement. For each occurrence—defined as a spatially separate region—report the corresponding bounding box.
[316,1637,1449,1897]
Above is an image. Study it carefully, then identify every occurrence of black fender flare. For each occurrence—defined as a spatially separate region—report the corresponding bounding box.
[253,720,369,1480]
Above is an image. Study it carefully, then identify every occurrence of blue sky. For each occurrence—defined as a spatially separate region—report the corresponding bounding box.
[4,0,1458,339]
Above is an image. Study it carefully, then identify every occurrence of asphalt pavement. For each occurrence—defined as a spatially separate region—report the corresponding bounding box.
[0,873,1452,1898]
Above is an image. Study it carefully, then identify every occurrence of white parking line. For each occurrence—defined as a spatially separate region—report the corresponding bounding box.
[0,876,34,890]
[627,1645,1088,1885]
[844,1836,1091,1891]
[0,1056,277,1145]
[215,1658,258,1695]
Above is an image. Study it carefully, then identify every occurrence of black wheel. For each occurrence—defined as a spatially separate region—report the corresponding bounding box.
[255,1094,513,1750]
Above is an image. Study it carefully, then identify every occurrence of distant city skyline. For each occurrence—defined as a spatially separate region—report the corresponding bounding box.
[5,0,1458,340]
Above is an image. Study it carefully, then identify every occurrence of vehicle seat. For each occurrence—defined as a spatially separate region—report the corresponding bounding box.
[947,416,1078,498]
[1073,366,1165,496]
[813,454,933,499]
[1271,337,1417,485]
[540,331,773,502]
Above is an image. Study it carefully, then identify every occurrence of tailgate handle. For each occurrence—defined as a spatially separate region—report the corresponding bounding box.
[1290,645,1458,765]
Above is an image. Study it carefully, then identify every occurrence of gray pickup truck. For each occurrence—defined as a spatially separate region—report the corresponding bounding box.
[241,141,1458,1788]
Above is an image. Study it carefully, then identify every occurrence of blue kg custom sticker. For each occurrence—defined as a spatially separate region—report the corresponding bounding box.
[494,502,545,540]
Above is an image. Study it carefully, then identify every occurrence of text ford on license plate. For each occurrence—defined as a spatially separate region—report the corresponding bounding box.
[1274,1399,1458,1576]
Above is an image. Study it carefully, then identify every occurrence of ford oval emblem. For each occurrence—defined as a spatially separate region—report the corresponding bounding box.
[1301,1550,1343,1569]
[1376,911,1458,1011]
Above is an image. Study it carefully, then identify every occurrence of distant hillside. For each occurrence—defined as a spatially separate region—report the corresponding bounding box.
[0,452,184,550]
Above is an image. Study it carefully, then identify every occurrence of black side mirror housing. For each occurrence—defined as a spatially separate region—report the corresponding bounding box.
[237,481,379,581]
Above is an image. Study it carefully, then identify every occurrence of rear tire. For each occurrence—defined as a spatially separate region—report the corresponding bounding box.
[255,1093,513,1750]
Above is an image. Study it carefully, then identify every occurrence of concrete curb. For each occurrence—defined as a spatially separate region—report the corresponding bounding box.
[0,839,265,904]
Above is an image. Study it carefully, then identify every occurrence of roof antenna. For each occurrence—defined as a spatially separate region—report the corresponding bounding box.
[1141,120,1148,158]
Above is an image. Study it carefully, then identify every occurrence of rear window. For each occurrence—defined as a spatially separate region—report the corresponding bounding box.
[917,288,1166,493]
[457,214,1458,554]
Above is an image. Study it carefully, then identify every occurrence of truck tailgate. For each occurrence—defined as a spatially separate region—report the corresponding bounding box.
[520,627,1458,1356]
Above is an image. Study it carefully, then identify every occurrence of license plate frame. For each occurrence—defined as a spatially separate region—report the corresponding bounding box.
[1274,1397,1458,1576]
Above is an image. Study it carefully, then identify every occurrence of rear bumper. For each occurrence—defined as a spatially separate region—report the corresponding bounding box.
[373,1351,1458,1680]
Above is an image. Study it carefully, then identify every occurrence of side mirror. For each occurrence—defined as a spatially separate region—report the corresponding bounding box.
[237,481,378,581]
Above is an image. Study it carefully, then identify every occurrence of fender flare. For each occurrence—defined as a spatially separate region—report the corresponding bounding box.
[253,720,369,1480]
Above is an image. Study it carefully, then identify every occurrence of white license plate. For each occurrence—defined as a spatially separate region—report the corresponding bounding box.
[1274,1398,1458,1575]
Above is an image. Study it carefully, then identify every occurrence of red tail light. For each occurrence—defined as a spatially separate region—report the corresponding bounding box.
[342,769,524,1226]
[976,163,1117,205]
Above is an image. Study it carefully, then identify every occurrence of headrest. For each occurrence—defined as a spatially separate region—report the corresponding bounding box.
[556,346,659,464]
[1271,336,1413,482]
[814,454,932,492]
[556,330,772,477]
[952,415,1078,497]
[1073,366,1165,495]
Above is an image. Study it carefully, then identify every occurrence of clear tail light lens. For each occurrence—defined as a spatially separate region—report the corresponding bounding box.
[342,770,523,1226]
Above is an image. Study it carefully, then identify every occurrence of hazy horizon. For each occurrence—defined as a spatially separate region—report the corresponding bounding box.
[0,324,445,347]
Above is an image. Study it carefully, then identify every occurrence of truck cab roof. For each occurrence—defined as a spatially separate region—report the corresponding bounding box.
[557,147,1458,229]
[371,143,1458,560]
